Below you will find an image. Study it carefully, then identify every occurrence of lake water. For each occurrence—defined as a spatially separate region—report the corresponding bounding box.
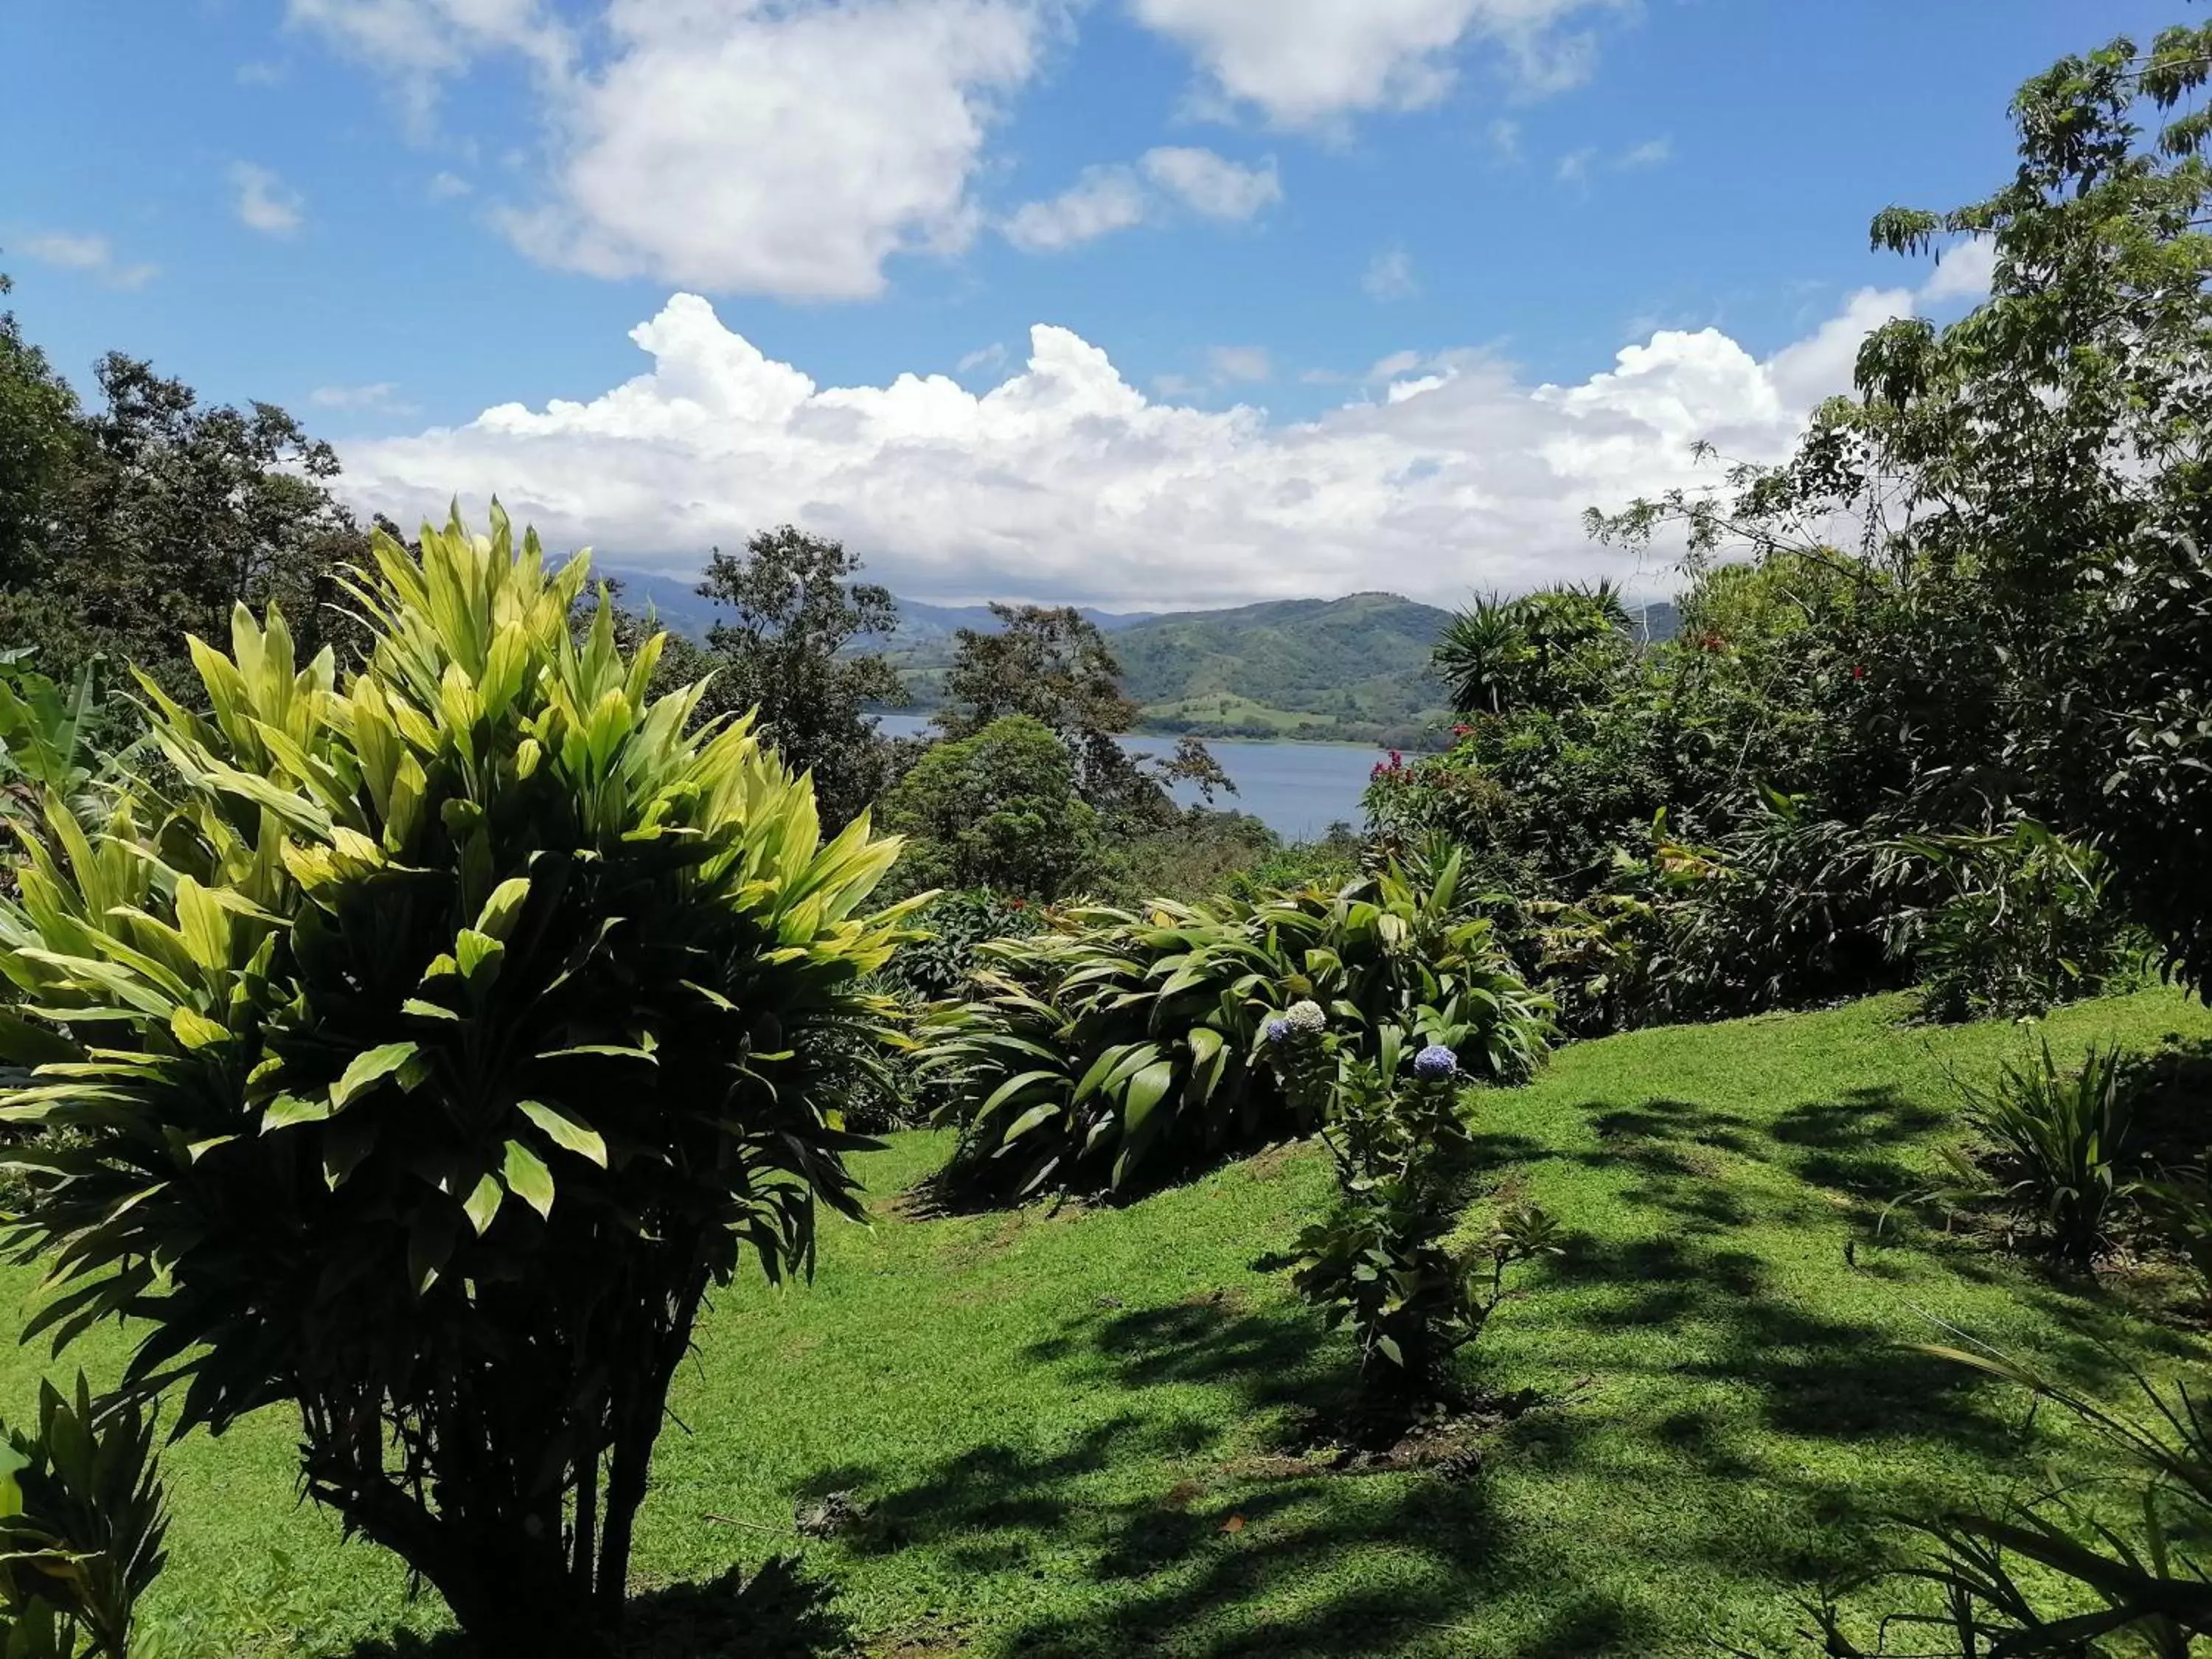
[873,714,1383,841]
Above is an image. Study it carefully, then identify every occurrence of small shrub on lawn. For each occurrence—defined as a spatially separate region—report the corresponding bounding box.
[1939,1040,2138,1270]
[1278,1015,1559,1404]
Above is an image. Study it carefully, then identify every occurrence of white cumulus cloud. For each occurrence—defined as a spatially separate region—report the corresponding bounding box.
[1004,145,1279,253]
[331,265,1977,611]
[296,0,1060,299]
[1002,164,1152,252]
[1921,236,1997,304]
[232,164,306,237]
[1127,0,1615,128]
[504,0,1053,299]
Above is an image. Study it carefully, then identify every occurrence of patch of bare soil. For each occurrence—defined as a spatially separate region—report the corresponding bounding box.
[1267,1379,1588,1479]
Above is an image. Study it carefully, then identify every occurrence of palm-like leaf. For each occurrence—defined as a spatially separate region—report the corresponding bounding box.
[916,848,1551,1200]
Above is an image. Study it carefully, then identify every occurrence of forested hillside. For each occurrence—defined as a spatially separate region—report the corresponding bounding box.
[612,574,1677,747]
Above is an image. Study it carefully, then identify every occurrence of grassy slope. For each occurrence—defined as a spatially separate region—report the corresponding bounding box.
[4,988,2209,1657]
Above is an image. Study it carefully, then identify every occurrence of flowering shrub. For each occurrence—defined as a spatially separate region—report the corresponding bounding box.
[1285,1034,1559,1399]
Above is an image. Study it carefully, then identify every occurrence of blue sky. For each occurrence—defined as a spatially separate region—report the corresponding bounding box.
[1,1,2181,608]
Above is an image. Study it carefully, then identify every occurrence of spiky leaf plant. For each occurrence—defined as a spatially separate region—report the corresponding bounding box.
[0,509,918,1656]
[0,1375,169,1659]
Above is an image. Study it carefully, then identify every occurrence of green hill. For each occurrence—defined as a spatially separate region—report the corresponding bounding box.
[13,987,2203,1655]
[609,579,1682,748]
[890,590,1455,747]
[1109,591,1451,744]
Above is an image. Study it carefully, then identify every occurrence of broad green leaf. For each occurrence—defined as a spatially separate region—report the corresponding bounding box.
[502,1138,556,1219]
[330,1043,420,1110]
[0,1009,76,1068]
[1121,1060,1176,1135]
[517,1099,607,1167]
[170,1006,230,1051]
[455,928,504,988]
[261,1094,333,1133]
[1002,1102,1063,1142]
[462,1172,504,1236]
[474,877,532,942]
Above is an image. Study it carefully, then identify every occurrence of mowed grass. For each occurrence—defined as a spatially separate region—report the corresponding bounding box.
[4,987,2210,1656]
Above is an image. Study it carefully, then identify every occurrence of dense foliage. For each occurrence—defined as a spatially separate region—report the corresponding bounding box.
[0,509,917,1655]
[915,849,1549,1200]
[1592,21,2212,995]
[876,714,1099,900]
[686,525,905,827]
[0,280,367,707]
[932,602,1230,826]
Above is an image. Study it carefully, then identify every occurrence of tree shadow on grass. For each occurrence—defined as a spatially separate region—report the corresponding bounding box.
[345,1077,2210,1659]
[330,1554,847,1658]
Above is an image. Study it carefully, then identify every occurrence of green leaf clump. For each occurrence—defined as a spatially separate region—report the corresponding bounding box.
[0,506,921,1655]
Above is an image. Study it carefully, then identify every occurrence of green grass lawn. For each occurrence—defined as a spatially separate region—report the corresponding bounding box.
[6,988,2210,1657]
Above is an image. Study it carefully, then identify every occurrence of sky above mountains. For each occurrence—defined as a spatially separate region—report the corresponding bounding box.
[2,1,2180,607]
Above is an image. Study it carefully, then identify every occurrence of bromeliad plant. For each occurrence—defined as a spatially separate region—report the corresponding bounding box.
[0,1377,169,1659]
[914,849,1550,1200]
[0,509,919,1657]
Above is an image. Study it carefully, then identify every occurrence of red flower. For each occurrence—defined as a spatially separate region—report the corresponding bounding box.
[1851,665,1865,681]
[1451,723,1472,739]
[1007,897,1028,910]
[1388,750,1402,766]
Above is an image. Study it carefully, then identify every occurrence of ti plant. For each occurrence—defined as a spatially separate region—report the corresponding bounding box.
[915,846,1551,1201]
[0,657,106,835]
[1281,1019,1559,1402]
[0,1375,169,1659]
[0,508,921,1657]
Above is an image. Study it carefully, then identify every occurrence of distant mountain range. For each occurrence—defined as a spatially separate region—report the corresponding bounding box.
[605,571,1159,646]
[607,568,1679,748]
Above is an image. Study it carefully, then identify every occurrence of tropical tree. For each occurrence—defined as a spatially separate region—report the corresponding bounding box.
[692,524,903,826]
[937,602,1228,824]
[1593,18,2212,984]
[0,509,919,1655]
[1433,582,1635,720]
[877,713,1099,899]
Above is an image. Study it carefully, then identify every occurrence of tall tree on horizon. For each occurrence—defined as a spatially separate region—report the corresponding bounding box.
[939,602,1231,823]
[692,524,904,826]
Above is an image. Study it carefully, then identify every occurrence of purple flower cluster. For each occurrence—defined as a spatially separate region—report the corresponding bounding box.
[1412,1044,1458,1082]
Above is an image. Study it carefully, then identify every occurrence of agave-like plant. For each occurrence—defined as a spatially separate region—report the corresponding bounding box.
[1943,1040,2138,1270]
[0,509,919,1655]
[916,849,1551,1200]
